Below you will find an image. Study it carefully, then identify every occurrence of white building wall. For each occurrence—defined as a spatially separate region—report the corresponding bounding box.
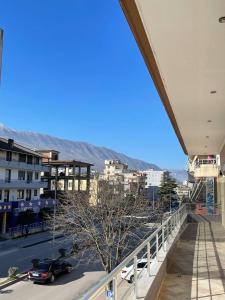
[144,170,166,187]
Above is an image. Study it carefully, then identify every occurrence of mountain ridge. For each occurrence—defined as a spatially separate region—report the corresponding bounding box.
[0,124,160,171]
[0,124,187,182]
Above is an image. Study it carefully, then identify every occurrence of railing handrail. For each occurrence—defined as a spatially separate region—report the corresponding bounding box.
[79,204,187,300]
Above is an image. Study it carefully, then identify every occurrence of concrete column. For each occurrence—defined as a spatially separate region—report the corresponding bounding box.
[2,212,7,234]
[87,166,90,191]
[72,165,75,191]
[78,166,81,191]
[219,177,225,227]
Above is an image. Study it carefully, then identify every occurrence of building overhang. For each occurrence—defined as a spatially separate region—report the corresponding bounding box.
[120,0,225,156]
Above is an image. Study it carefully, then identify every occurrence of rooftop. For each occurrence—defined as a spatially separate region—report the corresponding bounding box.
[0,137,42,157]
[43,159,93,167]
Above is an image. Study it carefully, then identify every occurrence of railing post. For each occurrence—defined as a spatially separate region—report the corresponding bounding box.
[134,255,138,299]
[156,233,159,260]
[113,277,117,300]
[162,225,166,252]
[147,242,151,276]
[167,221,169,244]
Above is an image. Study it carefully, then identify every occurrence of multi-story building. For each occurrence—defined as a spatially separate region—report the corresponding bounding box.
[0,138,49,234]
[103,159,128,180]
[175,184,191,202]
[143,169,169,201]
[102,159,146,195]
[37,150,92,197]
[188,155,220,203]
[83,2,225,299]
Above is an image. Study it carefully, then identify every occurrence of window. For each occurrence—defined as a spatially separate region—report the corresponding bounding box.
[5,169,11,182]
[4,190,10,202]
[52,153,58,160]
[19,153,26,163]
[26,190,31,201]
[27,172,33,183]
[18,170,25,180]
[137,262,147,269]
[35,172,39,180]
[27,155,33,164]
[34,190,38,197]
[6,151,12,161]
[17,190,24,200]
[34,157,40,164]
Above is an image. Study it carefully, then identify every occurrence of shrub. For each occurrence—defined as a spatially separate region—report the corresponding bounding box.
[8,267,18,278]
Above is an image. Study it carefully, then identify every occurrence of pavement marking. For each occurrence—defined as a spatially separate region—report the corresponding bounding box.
[0,249,18,257]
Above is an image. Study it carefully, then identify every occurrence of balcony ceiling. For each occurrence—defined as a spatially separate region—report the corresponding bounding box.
[120,0,225,156]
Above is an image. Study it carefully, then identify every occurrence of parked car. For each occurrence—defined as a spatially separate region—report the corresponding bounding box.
[28,259,72,283]
[121,258,147,283]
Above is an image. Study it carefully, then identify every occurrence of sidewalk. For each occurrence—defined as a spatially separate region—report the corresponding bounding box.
[0,231,59,253]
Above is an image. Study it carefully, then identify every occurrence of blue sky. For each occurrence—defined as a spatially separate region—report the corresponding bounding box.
[0,0,186,169]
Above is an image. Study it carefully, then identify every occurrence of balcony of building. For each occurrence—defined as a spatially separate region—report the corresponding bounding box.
[0,157,49,172]
[79,203,224,300]
[0,179,48,189]
[189,156,219,178]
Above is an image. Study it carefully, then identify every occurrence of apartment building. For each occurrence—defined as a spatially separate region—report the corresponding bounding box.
[102,159,146,195]
[143,169,169,201]
[103,159,128,179]
[0,138,49,234]
[37,150,92,197]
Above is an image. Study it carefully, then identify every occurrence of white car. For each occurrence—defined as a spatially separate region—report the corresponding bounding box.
[121,258,148,283]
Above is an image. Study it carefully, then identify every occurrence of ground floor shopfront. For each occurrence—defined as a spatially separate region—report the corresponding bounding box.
[0,199,56,235]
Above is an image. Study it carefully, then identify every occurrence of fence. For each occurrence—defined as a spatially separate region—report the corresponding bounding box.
[78,204,187,300]
[8,221,50,238]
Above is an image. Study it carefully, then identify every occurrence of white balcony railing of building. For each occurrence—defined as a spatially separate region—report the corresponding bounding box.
[0,179,48,189]
[0,158,49,172]
[78,204,187,300]
[195,158,217,167]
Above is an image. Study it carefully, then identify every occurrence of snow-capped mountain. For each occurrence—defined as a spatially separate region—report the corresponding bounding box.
[0,124,187,182]
[0,124,160,171]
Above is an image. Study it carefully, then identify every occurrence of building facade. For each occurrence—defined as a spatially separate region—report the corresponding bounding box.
[38,150,92,197]
[143,169,169,201]
[0,138,49,234]
[103,159,128,179]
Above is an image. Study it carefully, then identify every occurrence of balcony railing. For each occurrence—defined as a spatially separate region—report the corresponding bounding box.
[195,158,217,167]
[0,179,48,189]
[79,204,187,300]
[0,157,49,172]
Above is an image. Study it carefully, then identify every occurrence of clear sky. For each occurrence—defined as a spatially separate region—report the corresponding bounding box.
[0,0,187,169]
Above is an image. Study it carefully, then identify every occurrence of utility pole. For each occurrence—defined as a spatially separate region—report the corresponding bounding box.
[52,166,58,257]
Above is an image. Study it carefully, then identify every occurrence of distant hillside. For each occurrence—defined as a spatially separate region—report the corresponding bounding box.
[0,124,160,171]
[169,169,188,183]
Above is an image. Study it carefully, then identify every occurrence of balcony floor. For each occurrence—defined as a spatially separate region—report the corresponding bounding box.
[158,216,225,300]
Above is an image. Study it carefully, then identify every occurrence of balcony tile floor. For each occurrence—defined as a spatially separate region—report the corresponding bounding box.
[158,216,225,300]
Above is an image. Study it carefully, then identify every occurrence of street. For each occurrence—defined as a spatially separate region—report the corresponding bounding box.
[0,221,159,300]
[0,232,105,300]
[0,264,105,300]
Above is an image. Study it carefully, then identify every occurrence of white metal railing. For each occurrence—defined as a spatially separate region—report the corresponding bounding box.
[0,157,49,171]
[78,204,187,300]
[0,179,48,189]
[195,159,217,167]
[8,220,50,237]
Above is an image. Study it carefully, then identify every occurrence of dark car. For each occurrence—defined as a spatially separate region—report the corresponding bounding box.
[28,259,72,283]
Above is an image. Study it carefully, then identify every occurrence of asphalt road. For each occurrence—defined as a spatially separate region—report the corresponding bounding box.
[0,263,105,300]
[0,236,73,278]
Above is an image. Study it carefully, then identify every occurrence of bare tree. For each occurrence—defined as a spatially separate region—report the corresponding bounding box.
[53,181,156,274]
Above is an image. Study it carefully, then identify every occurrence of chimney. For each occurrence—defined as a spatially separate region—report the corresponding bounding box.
[8,139,14,149]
